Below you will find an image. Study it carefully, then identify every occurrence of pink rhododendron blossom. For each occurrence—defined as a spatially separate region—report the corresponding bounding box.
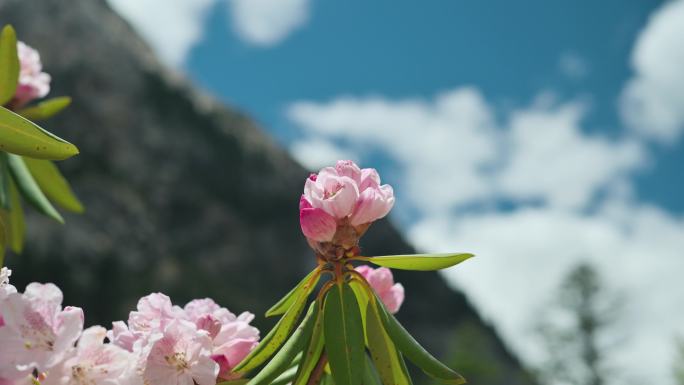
[356,265,405,314]
[43,326,134,385]
[143,320,218,385]
[300,161,395,244]
[0,268,16,304]
[14,42,51,107]
[0,283,83,379]
[127,292,183,337]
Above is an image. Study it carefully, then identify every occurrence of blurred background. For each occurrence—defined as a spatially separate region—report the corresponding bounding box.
[1,0,683,384]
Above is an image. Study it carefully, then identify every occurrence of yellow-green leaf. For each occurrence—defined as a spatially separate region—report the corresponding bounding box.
[324,283,365,385]
[357,253,473,271]
[23,157,83,213]
[0,106,79,160]
[0,25,19,106]
[7,154,63,223]
[233,270,321,373]
[376,295,465,385]
[293,302,324,385]
[266,268,319,317]
[246,303,318,385]
[8,179,24,253]
[17,97,71,121]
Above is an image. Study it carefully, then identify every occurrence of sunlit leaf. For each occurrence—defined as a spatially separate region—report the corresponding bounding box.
[293,302,324,385]
[266,268,319,317]
[376,295,465,385]
[357,253,473,271]
[0,25,19,106]
[271,366,299,385]
[23,157,83,213]
[7,154,63,223]
[234,270,321,373]
[17,97,71,121]
[0,106,79,160]
[364,290,410,385]
[246,303,318,385]
[362,354,382,385]
[8,179,24,253]
[324,283,365,385]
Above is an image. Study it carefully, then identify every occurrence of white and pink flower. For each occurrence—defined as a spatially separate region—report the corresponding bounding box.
[0,283,83,380]
[356,265,405,314]
[300,160,395,243]
[13,41,51,107]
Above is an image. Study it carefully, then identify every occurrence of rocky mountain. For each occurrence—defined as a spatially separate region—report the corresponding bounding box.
[0,1,536,384]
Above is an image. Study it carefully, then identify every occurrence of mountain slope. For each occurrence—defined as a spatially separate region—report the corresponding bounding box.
[0,1,535,384]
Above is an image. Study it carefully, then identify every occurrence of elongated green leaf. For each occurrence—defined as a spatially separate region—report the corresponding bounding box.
[320,373,335,385]
[17,97,71,121]
[217,380,250,385]
[0,25,19,106]
[267,268,319,317]
[271,366,299,385]
[8,179,24,253]
[0,213,6,267]
[364,293,410,385]
[7,154,63,223]
[362,354,382,385]
[234,270,321,373]
[349,280,369,329]
[293,303,325,385]
[376,296,465,385]
[0,107,79,160]
[247,303,318,385]
[0,155,9,209]
[324,283,365,385]
[357,253,473,271]
[23,157,83,213]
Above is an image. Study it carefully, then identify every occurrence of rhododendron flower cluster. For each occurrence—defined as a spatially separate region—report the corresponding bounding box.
[0,273,259,385]
[355,265,405,314]
[300,160,394,257]
[13,41,51,107]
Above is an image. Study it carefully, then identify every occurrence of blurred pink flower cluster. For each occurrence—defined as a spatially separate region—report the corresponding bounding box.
[355,265,405,314]
[0,268,259,385]
[300,160,395,244]
[13,41,51,108]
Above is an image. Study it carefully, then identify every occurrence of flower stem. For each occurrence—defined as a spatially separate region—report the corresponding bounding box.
[306,352,328,385]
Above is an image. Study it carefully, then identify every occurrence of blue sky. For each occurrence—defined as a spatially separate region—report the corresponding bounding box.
[108,0,684,383]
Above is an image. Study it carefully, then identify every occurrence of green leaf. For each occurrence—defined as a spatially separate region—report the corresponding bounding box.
[8,178,24,253]
[266,268,319,317]
[217,380,250,385]
[0,25,19,106]
[349,279,369,329]
[0,154,9,209]
[0,106,79,160]
[270,366,299,385]
[293,303,325,385]
[17,97,71,121]
[23,157,83,213]
[364,293,410,385]
[7,154,63,223]
[320,373,335,385]
[0,213,6,267]
[234,270,321,373]
[324,283,365,385]
[357,253,474,271]
[362,354,383,385]
[246,303,318,385]
[376,296,465,385]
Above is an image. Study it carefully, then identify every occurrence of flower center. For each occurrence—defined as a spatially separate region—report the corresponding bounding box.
[165,352,190,372]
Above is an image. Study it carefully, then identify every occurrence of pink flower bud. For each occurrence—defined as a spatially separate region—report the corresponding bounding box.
[355,265,405,314]
[13,42,51,107]
[299,160,395,246]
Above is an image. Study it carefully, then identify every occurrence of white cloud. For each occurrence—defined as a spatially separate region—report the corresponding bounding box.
[621,0,684,143]
[291,137,359,170]
[286,86,677,383]
[107,0,215,67]
[226,0,310,46]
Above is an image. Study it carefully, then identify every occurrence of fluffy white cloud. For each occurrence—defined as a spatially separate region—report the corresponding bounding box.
[107,0,215,67]
[226,0,310,46]
[621,0,684,143]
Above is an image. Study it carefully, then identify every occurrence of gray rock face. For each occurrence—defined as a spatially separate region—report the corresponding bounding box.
[0,1,535,383]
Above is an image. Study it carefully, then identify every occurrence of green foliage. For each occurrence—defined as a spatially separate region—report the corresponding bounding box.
[18,97,72,121]
[0,25,19,105]
[0,24,82,265]
[233,251,473,385]
[357,253,473,271]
